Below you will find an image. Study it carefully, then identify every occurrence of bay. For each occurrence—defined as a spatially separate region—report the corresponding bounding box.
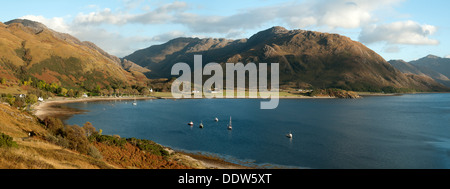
[64,93,450,169]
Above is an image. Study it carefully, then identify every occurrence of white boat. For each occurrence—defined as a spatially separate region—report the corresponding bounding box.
[227,116,232,130]
[188,121,193,126]
[199,121,204,128]
[286,132,293,138]
[132,101,137,106]
[215,117,219,122]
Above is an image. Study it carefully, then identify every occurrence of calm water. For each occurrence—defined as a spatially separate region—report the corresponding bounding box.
[64,94,450,169]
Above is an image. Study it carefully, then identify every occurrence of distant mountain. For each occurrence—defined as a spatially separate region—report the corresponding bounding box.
[389,55,450,87]
[0,19,148,92]
[124,26,448,92]
[410,55,450,78]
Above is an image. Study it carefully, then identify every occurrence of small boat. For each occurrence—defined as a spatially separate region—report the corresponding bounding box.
[188,121,193,126]
[199,121,204,128]
[227,116,232,130]
[286,132,293,138]
[215,117,219,122]
[132,101,137,106]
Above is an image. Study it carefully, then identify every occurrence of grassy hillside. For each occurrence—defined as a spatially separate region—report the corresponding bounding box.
[0,102,199,169]
[0,19,150,97]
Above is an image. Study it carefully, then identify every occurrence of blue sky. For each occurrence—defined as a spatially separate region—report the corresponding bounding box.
[1,0,449,61]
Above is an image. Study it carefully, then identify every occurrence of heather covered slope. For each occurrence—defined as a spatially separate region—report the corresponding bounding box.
[0,19,148,93]
[124,26,448,92]
[0,103,114,169]
[0,102,202,169]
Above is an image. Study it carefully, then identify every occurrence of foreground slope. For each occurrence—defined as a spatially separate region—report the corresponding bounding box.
[0,102,209,169]
[0,103,115,168]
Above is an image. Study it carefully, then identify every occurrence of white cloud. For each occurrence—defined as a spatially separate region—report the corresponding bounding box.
[150,31,186,42]
[74,8,131,25]
[383,45,401,53]
[74,1,188,25]
[71,26,153,57]
[18,0,438,57]
[68,0,405,34]
[359,20,439,45]
[167,0,406,35]
[445,55,450,59]
[20,15,71,33]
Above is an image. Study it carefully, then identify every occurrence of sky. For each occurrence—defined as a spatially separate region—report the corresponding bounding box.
[1,0,449,61]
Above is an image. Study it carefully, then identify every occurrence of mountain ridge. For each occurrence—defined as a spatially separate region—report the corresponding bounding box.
[389,55,450,87]
[124,26,449,92]
[0,19,149,95]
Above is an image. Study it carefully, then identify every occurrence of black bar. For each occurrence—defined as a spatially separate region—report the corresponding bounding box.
[0,169,448,187]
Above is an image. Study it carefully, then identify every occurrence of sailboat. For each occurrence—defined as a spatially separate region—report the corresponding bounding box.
[227,116,232,130]
[286,131,293,138]
[132,97,137,106]
[199,121,204,128]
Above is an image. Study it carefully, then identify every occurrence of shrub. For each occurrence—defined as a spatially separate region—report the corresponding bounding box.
[127,138,169,157]
[63,125,90,154]
[45,134,69,149]
[3,95,15,106]
[44,121,91,155]
[0,133,18,148]
[25,94,38,104]
[42,117,64,135]
[82,122,96,137]
[89,134,127,147]
[87,145,103,159]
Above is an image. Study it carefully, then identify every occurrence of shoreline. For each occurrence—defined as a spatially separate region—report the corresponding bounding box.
[32,94,337,120]
[31,96,257,169]
[32,96,156,120]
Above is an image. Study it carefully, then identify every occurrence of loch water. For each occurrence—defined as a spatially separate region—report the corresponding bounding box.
[64,93,450,169]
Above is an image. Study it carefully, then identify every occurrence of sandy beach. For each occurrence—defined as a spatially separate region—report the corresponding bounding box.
[32,96,155,120]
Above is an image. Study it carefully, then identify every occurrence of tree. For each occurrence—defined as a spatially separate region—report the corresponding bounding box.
[37,80,47,90]
[25,94,38,104]
[67,89,75,97]
[5,96,15,106]
[0,78,5,85]
[59,88,68,96]
[95,84,101,93]
[82,122,96,137]
[42,117,64,135]
[64,125,90,154]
